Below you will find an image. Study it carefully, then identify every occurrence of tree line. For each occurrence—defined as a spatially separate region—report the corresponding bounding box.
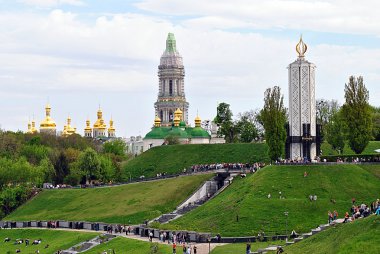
[0,131,129,218]
[216,75,379,161]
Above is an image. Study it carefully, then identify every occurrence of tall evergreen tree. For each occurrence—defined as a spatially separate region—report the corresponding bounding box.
[260,86,287,161]
[341,76,372,154]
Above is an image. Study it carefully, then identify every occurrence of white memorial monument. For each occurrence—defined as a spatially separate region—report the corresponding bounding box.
[286,36,321,161]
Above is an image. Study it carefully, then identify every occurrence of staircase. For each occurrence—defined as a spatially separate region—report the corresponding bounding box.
[251,218,347,253]
[150,175,232,224]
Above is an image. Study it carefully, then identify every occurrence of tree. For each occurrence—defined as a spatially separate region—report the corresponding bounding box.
[165,134,180,145]
[341,76,372,154]
[214,102,235,142]
[235,112,258,143]
[53,152,70,184]
[103,139,127,157]
[325,110,346,154]
[371,106,380,141]
[260,86,287,161]
[78,148,101,184]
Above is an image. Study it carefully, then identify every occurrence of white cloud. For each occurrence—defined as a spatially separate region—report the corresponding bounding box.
[136,0,380,36]
[21,0,85,7]
[0,6,380,136]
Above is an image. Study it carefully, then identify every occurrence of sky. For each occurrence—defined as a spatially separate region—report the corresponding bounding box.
[1,0,380,137]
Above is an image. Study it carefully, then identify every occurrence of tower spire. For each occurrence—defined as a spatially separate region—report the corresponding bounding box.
[296,35,308,58]
[166,32,176,53]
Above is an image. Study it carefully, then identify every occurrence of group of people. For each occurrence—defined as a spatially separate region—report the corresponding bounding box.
[3,237,47,253]
[189,162,265,173]
[106,224,132,235]
[335,198,380,224]
[172,242,197,254]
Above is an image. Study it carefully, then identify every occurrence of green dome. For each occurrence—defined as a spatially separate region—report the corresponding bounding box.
[168,127,189,139]
[190,127,210,138]
[179,121,186,127]
[144,127,169,139]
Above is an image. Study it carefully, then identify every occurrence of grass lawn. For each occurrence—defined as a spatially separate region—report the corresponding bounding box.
[6,174,212,224]
[158,164,380,236]
[123,143,269,179]
[360,164,380,179]
[82,237,172,254]
[321,140,380,156]
[211,240,285,254]
[0,229,98,254]
[285,216,380,254]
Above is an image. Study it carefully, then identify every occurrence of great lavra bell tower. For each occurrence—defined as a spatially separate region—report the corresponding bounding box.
[154,33,189,126]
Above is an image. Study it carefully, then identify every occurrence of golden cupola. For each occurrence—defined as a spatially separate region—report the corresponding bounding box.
[173,115,180,127]
[31,120,38,134]
[84,119,92,137]
[62,116,76,137]
[154,116,161,127]
[108,118,116,138]
[26,121,32,134]
[194,115,202,127]
[39,104,57,134]
[93,108,107,129]
[93,108,107,138]
[174,108,183,120]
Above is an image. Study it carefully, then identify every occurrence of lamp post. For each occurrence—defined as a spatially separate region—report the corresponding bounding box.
[284,211,289,239]
[207,236,211,253]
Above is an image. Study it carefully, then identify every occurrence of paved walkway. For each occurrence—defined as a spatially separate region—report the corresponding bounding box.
[12,227,226,254]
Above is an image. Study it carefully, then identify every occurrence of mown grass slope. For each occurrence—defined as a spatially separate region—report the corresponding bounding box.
[321,140,380,156]
[211,240,285,254]
[6,174,212,224]
[0,229,98,254]
[82,237,172,254]
[285,216,380,254]
[159,164,380,236]
[124,143,269,179]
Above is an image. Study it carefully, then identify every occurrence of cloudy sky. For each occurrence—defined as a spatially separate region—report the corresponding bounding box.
[1,0,380,137]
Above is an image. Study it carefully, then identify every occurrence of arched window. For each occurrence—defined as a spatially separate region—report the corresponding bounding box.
[169,110,173,121]
[169,80,173,95]
[160,110,163,121]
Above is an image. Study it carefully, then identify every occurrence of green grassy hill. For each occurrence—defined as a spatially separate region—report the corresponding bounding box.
[285,216,380,254]
[321,140,380,156]
[6,174,212,224]
[158,164,380,236]
[123,143,269,179]
[82,236,172,254]
[0,229,98,253]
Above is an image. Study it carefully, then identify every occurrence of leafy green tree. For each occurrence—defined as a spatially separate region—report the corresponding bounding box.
[325,110,346,154]
[165,134,180,145]
[235,112,258,143]
[341,76,372,154]
[260,86,287,161]
[37,158,55,185]
[78,148,101,184]
[0,185,30,215]
[371,106,380,141]
[103,139,127,156]
[214,102,235,142]
[98,155,115,183]
[53,152,70,184]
